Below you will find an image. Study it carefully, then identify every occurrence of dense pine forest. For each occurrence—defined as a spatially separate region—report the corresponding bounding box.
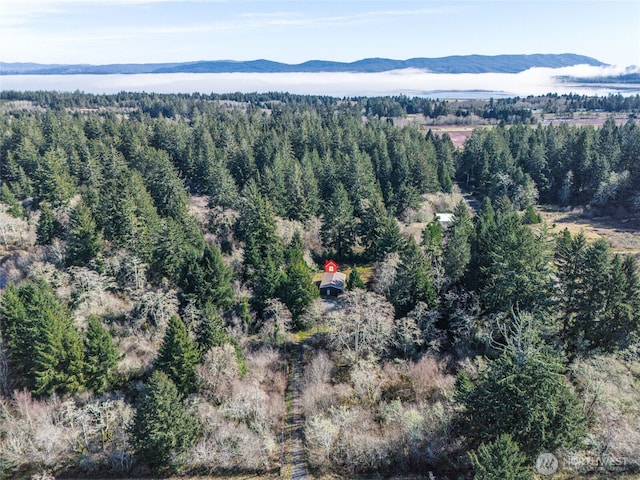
[0,91,639,479]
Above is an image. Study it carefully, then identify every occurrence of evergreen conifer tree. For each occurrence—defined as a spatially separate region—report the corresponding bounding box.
[443,201,474,283]
[84,315,120,394]
[66,200,103,266]
[390,237,436,317]
[281,250,318,327]
[195,306,227,352]
[347,266,366,290]
[197,243,234,310]
[36,202,60,245]
[320,183,356,259]
[0,281,85,396]
[129,371,198,469]
[0,184,24,218]
[456,317,585,459]
[155,315,200,395]
[469,434,533,480]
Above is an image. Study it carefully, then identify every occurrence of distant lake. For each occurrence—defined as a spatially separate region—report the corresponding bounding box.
[1,68,639,98]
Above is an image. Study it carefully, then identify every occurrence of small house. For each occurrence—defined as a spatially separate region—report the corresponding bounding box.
[435,212,454,227]
[319,259,346,296]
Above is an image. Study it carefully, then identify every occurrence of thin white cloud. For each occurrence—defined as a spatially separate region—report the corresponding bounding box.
[0,0,224,26]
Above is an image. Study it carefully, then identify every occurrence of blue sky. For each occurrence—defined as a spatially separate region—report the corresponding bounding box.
[1,0,639,67]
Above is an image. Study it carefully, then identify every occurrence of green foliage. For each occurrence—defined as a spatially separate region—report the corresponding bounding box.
[84,315,121,394]
[422,220,443,257]
[0,183,24,218]
[36,202,61,245]
[181,243,235,310]
[154,315,200,395]
[444,228,471,284]
[33,147,76,207]
[469,434,533,480]
[443,200,474,283]
[556,231,640,352]
[457,318,585,459]
[97,155,162,261]
[390,237,436,317]
[0,280,85,396]
[129,371,198,469]
[195,307,228,352]
[2,151,33,199]
[251,257,284,317]
[66,200,103,266]
[321,183,357,259]
[470,198,552,313]
[456,117,640,213]
[151,217,203,284]
[347,266,366,290]
[236,181,285,287]
[521,204,541,224]
[359,195,403,261]
[196,306,248,377]
[281,248,318,327]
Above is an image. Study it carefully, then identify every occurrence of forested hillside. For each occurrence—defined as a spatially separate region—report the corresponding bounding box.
[0,53,604,75]
[0,91,639,478]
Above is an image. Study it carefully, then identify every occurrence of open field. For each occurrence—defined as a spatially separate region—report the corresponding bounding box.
[539,207,640,256]
[399,111,633,149]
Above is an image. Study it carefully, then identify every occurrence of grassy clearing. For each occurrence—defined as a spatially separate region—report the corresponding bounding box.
[312,265,375,285]
[539,207,640,255]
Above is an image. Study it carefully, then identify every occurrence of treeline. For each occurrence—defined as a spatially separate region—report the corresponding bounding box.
[5,90,639,124]
[457,118,640,213]
[0,92,455,219]
[0,91,639,478]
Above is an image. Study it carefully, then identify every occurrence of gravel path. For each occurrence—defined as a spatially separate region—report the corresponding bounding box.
[287,342,309,480]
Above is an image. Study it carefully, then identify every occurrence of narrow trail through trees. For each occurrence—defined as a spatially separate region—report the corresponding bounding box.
[286,340,309,480]
[455,181,480,214]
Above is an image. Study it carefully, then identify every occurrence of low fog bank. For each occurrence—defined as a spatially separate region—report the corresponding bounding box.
[2,64,638,97]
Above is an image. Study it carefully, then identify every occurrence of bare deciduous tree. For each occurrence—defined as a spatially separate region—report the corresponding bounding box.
[372,252,400,298]
[394,316,423,358]
[133,288,179,335]
[196,344,239,404]
[327,290,394,362]
[68,266,117,320]
[259,298,292,343]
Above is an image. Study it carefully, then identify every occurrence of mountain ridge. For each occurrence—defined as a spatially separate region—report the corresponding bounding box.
[0,54,604,75]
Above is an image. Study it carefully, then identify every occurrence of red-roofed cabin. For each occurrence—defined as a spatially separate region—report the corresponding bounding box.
[320,260,345,296]
[323,259,339,273]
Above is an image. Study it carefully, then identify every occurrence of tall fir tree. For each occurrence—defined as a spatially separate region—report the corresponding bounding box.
[181,243,234,310]
[128,371,198,470]
[66,200,103,266]
[197,243,234,310]
[320,183,356,259]
[390,237,436,318]
[444,201,474,283]
[281,246,318,327]
[347,266,366,290]
[469,434,533,480]
[154,315,200,395]
[0,281,85,396]
[472,198,552,313]
[84,315,121,394]
[36,202,60,245]
[195,306,228,352]
[456,318,585,459]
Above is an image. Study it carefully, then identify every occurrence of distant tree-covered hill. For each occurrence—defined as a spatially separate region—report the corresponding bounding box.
[0,53,604,75]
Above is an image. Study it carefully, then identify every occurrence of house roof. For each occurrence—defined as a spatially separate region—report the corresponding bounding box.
[436,212,455,225]
[323,259,339,273]
[319,272,346,290]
